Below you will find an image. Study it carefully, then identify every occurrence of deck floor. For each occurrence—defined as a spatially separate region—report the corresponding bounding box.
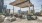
[2,18,42,23]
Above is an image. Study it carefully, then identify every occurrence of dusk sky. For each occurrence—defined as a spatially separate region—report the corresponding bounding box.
[4,0,42,12]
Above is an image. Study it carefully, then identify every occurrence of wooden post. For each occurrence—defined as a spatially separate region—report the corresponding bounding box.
[40,5,42,15]
[13,6,14,15]
[33,5,34,15]
[28,6,30,14]
[20,8,21,15]
[28,2,31,15]
[41,5,42,11]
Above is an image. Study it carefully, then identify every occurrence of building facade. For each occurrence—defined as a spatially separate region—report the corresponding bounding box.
[2,5,7,14]
[0,0,4,13]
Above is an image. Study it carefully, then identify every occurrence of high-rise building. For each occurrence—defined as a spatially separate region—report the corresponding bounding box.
[2,5,7,14]
[0,0,4,13]
[18,10,21,14]
[18,10,28,15]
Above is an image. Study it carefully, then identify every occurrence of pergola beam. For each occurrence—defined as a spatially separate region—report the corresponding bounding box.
[9,0,34,15]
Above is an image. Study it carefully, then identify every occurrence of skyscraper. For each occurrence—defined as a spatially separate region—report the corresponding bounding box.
[18,10,21,14]
[0,0,4,13]
[2,5,7,14]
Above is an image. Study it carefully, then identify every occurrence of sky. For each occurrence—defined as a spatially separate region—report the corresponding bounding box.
[4,0,42,12]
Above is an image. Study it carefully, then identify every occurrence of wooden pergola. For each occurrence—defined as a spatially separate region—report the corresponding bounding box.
[9,0,34,15]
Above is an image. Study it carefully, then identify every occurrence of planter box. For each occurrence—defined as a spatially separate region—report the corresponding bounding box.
[22,15,27,19]
[0,15,5,23]
[27,15,37,20]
